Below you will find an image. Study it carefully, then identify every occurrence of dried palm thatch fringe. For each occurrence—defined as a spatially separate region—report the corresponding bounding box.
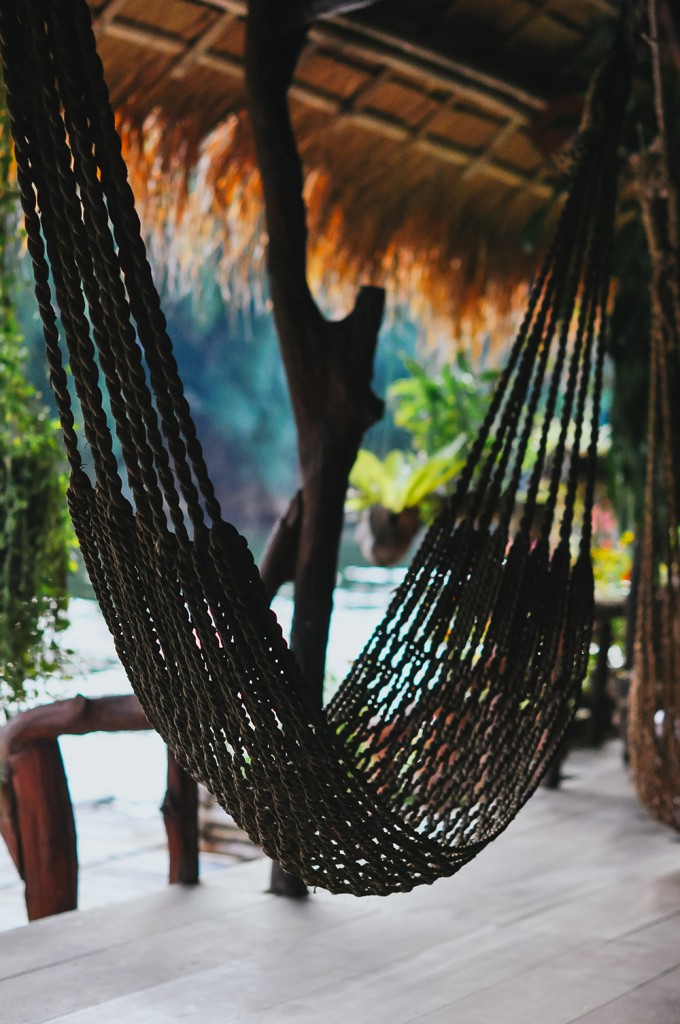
[1,0,631,895]
[119,107,531,353]
[628,0,680,828]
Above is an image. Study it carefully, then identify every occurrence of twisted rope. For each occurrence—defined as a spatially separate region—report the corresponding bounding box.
[0,0,631,894]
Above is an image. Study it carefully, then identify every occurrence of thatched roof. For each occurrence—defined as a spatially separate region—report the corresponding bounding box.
[89,0,620,344]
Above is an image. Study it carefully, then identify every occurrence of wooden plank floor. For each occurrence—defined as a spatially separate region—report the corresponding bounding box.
[2,743,679,1024]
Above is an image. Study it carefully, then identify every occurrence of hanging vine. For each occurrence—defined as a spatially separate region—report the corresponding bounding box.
[0,100,73,714]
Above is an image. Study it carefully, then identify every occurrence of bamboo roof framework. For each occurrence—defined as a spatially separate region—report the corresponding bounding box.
[88,0,622,341]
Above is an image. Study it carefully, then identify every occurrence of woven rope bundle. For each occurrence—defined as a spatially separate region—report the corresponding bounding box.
[1,0,631,894]
[628,133,680,830]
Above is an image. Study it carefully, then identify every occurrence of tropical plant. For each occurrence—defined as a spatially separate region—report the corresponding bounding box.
[347,440,466,518]
[590,501,634,598]
[347,352,499,536]
[389,352,499,458]
[0,103,74,714]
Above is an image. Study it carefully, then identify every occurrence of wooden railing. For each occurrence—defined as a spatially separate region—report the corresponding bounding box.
[0,695,198,921]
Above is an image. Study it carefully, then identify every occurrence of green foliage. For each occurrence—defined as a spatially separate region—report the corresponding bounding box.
[347,440,466,516]
[389,353,499,457]
[348,353,498,521]
[0,104,73,714]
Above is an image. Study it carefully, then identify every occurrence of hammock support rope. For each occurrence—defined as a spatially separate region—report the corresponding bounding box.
[1,0,631,895]
[628,94,680,829]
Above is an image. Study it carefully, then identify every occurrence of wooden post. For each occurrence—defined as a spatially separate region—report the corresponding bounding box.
[1,740,78,921]
[245,1,385,894]
[589,613,613,747]
[0,694,202,918]
[163,750,199,885]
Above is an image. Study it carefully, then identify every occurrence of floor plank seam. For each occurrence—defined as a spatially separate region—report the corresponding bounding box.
[564,961,680,1023]
[2,947,107,986]
[616,903,680,944]
[3,746,678,1024]
[498,875,637,929]
[0,889,275,984]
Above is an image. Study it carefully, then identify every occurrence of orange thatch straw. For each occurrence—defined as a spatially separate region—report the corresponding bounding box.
[119,107,538,357]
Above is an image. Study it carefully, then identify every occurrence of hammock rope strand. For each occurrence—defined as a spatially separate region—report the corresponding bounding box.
[0,0,633,894]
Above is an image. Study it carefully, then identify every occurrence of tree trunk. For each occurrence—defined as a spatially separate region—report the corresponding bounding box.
[245,0,385,894]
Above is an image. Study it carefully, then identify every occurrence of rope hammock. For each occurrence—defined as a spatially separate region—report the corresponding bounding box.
[628,76,680,830]
[629,253,680,830]
[1,0,632,895]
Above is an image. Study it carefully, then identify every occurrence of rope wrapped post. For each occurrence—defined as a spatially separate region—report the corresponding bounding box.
[628,149,680,825]
[628,0,680,825]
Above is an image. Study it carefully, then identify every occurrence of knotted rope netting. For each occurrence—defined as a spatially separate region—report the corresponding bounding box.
[0,0,631,894]
[628,55,680,831]
[628,248,680,831]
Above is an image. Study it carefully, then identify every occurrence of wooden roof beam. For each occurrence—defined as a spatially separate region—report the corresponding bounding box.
[503,0,617,44]
[338,65,393,112]
[99,19,184,56]
[416,136,552,196]
[96,2,551,125]
[207,48,551,199]
[411,92,460,137]
[461,117,521,181]
[581,0,618,15]
[170,12,237,79]
[188,0,548,121]
[314,20,548,120]
[503,0,558,46]
[343,109,553,197]
[206,0,618,25]
[198,0,245,15]
[93,0,130,35]
[94,13,553,199]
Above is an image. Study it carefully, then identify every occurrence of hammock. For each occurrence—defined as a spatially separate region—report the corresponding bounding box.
[1,0,631,896]
[628,134,680,830]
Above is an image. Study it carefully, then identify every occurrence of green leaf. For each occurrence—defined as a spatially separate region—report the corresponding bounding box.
[401,440,467,508]
[347,440,467,515]
[0,96,75,715]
